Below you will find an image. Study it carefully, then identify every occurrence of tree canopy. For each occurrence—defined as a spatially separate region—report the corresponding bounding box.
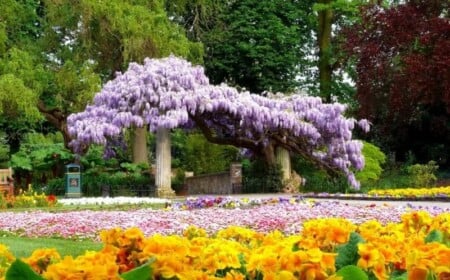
[343,0,450,162]
[198,0,315,93]
[68,56,369,189]
[0,0,205,152]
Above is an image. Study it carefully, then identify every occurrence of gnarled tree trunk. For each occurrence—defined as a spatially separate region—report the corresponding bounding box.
[131,126,149,164]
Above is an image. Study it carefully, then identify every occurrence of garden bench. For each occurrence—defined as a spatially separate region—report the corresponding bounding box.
[0,168,14,196]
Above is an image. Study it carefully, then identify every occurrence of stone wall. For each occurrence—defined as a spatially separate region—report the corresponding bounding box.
[185,172,231,195]
[184,164,242,195]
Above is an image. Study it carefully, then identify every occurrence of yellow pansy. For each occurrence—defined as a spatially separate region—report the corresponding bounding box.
[358,243,383,269]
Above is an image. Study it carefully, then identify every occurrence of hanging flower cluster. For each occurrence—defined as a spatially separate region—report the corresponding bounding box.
[67,56,369,188]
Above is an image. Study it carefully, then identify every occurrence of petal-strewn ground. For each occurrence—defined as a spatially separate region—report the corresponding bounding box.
[0,199,448,240]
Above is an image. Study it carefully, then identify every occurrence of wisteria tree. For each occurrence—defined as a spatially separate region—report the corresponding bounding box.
[68,56,369,196]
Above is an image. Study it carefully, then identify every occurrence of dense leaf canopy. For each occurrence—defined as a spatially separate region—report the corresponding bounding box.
[343,1,450,162]
[68,56,369,188]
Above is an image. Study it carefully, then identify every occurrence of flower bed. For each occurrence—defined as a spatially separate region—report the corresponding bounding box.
[0,198,447,240]
[367,186,450,200]
[298,186,450,201]
[0,192,57,209]
[1,211,449,280]
[58,196,170,206]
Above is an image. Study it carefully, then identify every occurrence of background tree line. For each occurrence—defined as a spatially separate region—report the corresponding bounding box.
[0,0,448,194]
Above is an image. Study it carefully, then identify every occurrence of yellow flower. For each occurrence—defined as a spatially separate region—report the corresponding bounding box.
[276,270,296,280]
[44,252,120,280]
[124,227,145,241]
[183,225,208,239]
[357,243,382,269]
[155,255,186,279]
[372,263,388,280]
[23,248,61,274]
[298,263,328,280]
[326,226,351,244]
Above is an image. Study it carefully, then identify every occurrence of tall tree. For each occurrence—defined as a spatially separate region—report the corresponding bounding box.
[0,0,101,151]
[313,0,375,103]
[199,0,315,94]
[1,0,204,165]
[343,0,450,163]
[42,0,204,164]
[0,0,49,152]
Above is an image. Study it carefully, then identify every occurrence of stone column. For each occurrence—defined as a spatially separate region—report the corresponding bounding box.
[155,128,175,197]
[276,147,291,182]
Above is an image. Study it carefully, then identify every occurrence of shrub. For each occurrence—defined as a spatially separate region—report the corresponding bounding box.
[242,159,283,193]
[43,178,65,196]
[179,132,239,175]
[292,156,350,193]
[356,141,386,184]
[406,160,438,187]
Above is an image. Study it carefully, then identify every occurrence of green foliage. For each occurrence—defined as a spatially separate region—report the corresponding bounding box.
[43,178,65,196]
[81,165,154,197]
[10,133,73,172]
[202,0,315,93]
[121,259,154,280]
[0,48,46,125]
[292,156,350,193]
[242,159,283,193]
[186,133,238,174]
[335,265,368,280]
[45,0,203,76]
[0,74,41,122]
[356,141,387,185]
[171,169,186,194]
[51,60,101,113]
[424,229,449,247]
[424,229,444,244]
[335,232,365,270]
[5,259,44,280]
[79,145,117,169]
[406,161,438,187]
[390,272,407,280]
[0,132,10,166]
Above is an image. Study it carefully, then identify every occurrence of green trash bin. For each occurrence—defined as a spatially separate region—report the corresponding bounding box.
[65,163,81,198]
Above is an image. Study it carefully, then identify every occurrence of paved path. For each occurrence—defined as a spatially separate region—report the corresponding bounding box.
[181,193,450,209]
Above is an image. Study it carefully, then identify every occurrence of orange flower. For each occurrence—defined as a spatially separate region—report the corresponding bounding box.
[46,195,57,205]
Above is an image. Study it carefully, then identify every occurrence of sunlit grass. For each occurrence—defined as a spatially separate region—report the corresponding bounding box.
[0,236,102,258]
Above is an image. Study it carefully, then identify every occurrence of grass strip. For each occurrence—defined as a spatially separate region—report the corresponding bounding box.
[0,236,102,258]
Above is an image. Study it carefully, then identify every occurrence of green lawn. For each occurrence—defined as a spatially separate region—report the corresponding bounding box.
[0,236,102,258]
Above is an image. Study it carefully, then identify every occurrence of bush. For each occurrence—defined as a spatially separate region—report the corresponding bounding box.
[171,169,186,194]
[81,169,154,197]
[356,141,386,185]
[292,156,350,193]
[174,132,239,175]
[43,178,65,196]
[242,159,283,193]
[406,160,438,187]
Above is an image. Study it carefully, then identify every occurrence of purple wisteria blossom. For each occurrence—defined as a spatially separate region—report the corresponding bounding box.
[67,56,370,188]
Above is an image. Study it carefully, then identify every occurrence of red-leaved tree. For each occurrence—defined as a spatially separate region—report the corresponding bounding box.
[343,0,450,163]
